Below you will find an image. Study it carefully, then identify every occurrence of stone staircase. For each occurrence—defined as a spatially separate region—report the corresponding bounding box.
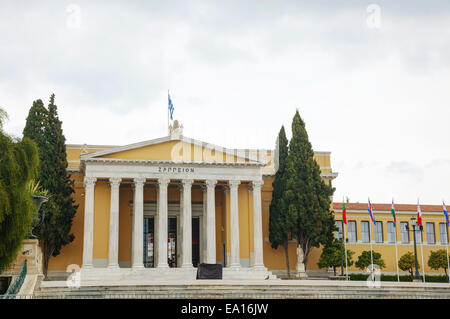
[32,280,450,299]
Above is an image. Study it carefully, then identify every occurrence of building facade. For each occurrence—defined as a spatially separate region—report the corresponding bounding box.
[47,124,337,280]
[333,202,450,276]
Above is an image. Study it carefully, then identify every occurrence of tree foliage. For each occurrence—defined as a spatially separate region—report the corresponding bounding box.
[0,107,39,271]
[269,126,296,277]
[355,250,386,270]
[317,238,354,276]
[398,251,418,279]
[23,95,78,277]
[428,249,449,276]
[284,110,336,268]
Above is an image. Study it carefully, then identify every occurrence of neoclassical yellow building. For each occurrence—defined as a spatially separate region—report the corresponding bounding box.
[333,202,450,276]
[47,123,338,280]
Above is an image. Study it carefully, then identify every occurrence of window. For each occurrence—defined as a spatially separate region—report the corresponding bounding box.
[440,223,448,244]
[334,220,343,239]
[387,222,396,243]
[400,222,409,243]
[348,221,357,243]
[426,223,435,244]
[415,225,422,244]
[375,221,383,243]
[361,221,370,243]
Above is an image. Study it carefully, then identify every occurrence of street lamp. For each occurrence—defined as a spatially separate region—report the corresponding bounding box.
[406,217,421,281]
[339,227,344,276]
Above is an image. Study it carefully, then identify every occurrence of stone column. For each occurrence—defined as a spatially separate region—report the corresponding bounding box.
[181,179,193,267]
[157,178,169,268]
[252,180,265,268]
[107,177,121,269]
[132,177,145,269]
[229,180,241,268]
[82,177,96,269]
[205,179,217,264]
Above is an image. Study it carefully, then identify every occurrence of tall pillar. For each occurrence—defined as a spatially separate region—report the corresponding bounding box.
[132,177,145,269]
[252,180,265,268]
[181,179,193,267]
[107,177,121,269]
[82,176,96,269]
[205,179,217,264]
[157,178,169,268]
[229,180,241,268]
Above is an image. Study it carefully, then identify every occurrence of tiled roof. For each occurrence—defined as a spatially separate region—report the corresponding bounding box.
[333,202,444,213]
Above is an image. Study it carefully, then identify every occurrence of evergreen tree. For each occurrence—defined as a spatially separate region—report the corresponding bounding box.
[398,251,418,279]
[428,249,448,276]
[269,126,296,278]
[22,99,49,182]
[0,108,39,270]
[23,94,78,277]
[317,238,354,276]
[0,106,8,131]
[355,250,386,270]
[285,110,336,269]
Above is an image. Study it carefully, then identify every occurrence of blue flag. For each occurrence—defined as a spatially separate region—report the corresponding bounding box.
[444,202,449,226]
[168,94,174,120]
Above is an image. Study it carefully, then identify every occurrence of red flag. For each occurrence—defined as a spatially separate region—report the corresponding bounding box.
[342,200,347,225]
[417,199,422,227]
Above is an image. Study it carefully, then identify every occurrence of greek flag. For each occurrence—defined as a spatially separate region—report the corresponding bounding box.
[168,93,174,120]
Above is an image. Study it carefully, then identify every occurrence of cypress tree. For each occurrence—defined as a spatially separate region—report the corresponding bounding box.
[23,95,78,277]
[285,110,336,270]
[269,126,296,278]
[0,107,39,271]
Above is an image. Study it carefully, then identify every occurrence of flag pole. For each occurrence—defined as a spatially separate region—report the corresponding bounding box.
[446,223,450,284]
[343,221,349,281]
[395,224,400,282]
[167,90,170,134]
[368,198,374,276]
[420,238,426,282]
[393,199,400,282]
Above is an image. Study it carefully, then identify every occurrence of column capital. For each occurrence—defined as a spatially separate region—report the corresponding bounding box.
[205,179,217,189]
[252,180,263,189]
[109,177,122,188]
[133,177,146,186]
[182,179,194,187]
[229,180,240,188]
[158,177,170,188]
[84,176,97,188]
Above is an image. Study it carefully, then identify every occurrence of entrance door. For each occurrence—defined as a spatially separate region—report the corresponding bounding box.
[143,217,154,268]
[192,217,200,267]
[168,217,177,267]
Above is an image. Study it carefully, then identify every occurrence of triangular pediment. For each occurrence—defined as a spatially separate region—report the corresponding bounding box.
[81,135,264,165]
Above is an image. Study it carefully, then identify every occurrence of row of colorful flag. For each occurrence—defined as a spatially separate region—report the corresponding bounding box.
[342,199,449,228]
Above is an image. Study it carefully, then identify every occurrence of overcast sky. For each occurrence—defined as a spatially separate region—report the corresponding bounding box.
[1,1,450,206]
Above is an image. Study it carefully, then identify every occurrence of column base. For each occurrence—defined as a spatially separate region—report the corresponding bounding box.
[181,264,193,268]
[132,264,145,270]
[157,263,169,268]
[107,264,120,270]
[229,263,241,268]
[82,264,93,269]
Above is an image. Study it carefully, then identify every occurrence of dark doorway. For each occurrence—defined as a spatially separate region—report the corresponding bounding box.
[192,217,200,267]
[143,217,154,268]
[168,217,177,267]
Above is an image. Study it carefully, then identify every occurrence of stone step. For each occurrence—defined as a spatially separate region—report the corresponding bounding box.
[34,281,450,299]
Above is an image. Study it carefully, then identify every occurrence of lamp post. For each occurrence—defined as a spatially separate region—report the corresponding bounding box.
[408,217,421,281]
[340,228,344,276]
